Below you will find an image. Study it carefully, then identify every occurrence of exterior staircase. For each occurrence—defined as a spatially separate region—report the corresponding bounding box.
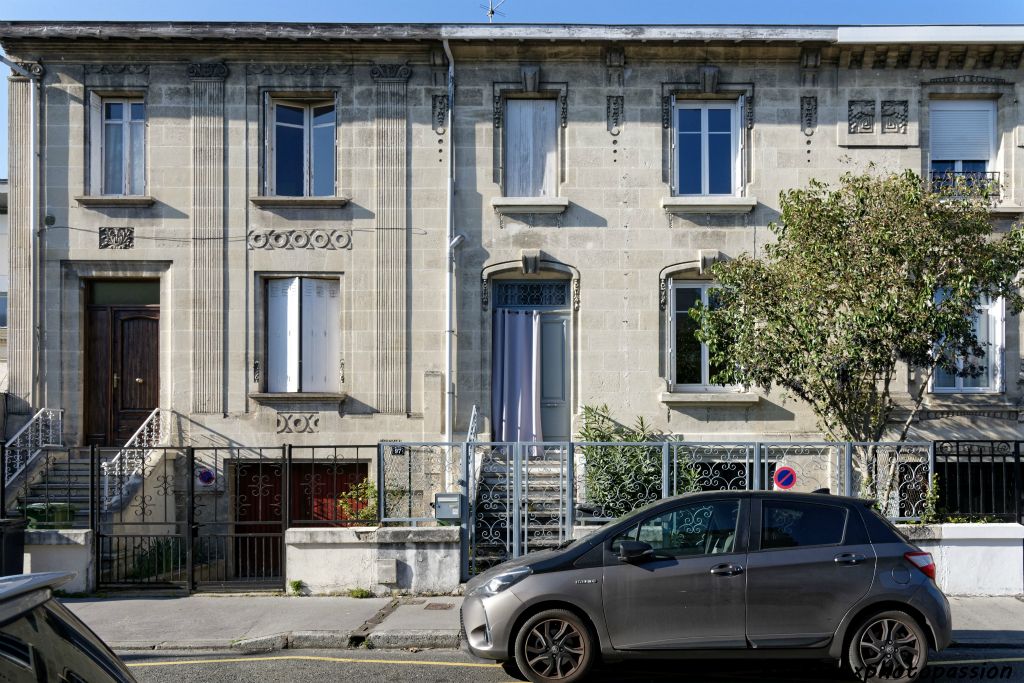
[2,408,68,522]
[471,445,570,572]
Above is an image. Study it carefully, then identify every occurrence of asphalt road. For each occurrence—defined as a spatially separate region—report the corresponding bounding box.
[123,647,1024,683]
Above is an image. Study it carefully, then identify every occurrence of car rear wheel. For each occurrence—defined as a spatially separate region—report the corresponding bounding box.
[513,609,595,683]
[847,610,928,682]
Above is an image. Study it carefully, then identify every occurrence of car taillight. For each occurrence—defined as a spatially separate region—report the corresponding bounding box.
[904,551,936,581]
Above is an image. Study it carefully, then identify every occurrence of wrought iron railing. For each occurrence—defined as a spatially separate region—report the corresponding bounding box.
[933,441,1022,522]
[929,170,1001,196]
[101,408,164,511]
[3,408,63,486]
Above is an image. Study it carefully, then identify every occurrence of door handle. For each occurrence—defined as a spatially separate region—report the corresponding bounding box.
[113,373,119,389]
[710,563,744,577]
[834,552,866,566]
[135,377,144,384]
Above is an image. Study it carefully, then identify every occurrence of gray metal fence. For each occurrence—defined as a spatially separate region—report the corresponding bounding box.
[380,439,934,579]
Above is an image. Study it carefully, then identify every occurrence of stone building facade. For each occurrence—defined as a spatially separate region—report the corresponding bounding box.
[1,22,1022,451]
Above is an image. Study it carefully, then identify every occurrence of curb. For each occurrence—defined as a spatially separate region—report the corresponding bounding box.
[366,630,462,650]
[114,630,463,653]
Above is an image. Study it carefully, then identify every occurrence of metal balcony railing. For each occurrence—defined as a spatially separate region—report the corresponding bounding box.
[929,171,1001,196]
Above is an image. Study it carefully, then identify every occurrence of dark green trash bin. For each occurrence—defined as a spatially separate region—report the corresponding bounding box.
[24,503,77,529]
[0,518,26,576]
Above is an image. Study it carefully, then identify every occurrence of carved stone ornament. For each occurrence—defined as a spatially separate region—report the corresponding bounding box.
[659,279,668,311]
[572,278,580,312]
[848,100,875,134]
[276,413,320,434]
[84,64,149,75]
[605,46,625,87]
[493,95,504,128]
[432,94,449,134]
[14,62,44,78]
[247,228,352,251]
[800,48,821,88]
[98,227,135,250]
[606,95,624,135]
[947,52,967,70]
[801,96,817,136]
[699,65,720,94]
[520,66,540,92]
[481,276,490,311]
[881,100,909,134]
[661,96,672,129]
[926,74,1010,85]
[560,95,569,128]
[187,62,228,79]
[370,63,412,83]
[246,63,347,76]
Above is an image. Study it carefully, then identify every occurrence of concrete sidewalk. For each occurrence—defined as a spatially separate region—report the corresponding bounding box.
[62,593,1024,652]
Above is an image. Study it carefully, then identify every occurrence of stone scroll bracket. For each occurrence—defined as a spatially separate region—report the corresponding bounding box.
[372,63,412,415]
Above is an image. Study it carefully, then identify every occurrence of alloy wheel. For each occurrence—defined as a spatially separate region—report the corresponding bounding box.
[857,616,923,680]
[522,618,587,680]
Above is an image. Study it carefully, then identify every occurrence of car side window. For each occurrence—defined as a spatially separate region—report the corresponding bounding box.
[761,500,847,550]
[611,500,740,558]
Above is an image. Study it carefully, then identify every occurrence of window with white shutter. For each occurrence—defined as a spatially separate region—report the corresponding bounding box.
[929,99,997,187]
[504,99,558,197]
[266,99,337,197]
[265,277,340,393]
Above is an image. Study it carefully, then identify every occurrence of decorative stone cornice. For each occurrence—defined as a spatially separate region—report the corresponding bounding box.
[247,228,352,251]
[370,63,412,82]
[246,63,348,76]
[84,64,148,75]
[187,62,228,80]
[925,74,1011,86]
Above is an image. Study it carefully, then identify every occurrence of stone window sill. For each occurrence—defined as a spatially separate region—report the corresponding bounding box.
[660,391,761,406]
[491,197,569,215]
[249,195,350,208]
[990,203,1024,215]
[661,196,757,215]
[75,195,155,208]
[249,392,348,404]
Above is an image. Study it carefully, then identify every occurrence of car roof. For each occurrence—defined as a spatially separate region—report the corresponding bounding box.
[659,489,872,507]
[0,572,73,602]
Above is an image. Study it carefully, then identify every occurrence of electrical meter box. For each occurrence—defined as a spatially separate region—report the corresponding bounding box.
[433,492,462,524]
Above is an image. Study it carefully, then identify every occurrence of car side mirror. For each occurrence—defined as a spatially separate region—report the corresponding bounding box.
[617,540,655,563]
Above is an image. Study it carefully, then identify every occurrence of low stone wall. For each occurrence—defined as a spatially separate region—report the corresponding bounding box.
[285,526,461,596]
[24,529,94,594]
[899,523,1024,596]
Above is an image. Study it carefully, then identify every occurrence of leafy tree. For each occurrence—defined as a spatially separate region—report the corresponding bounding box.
[694,170,1024,443]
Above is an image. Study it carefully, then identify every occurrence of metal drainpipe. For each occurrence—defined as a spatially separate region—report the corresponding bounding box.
[443,39,457,452]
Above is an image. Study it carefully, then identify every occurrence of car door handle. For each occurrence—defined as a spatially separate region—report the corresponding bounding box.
[709,563,744,577]
[834,552,866,566]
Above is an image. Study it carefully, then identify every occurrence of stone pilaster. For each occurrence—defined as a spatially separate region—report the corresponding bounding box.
[372,64,411,415]
[189,63,228,414]
[6,64,43,417]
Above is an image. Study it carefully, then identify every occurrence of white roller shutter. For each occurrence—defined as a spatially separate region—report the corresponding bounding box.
[267,277,300,392]
[930,100,996,161]
[300,278,340,392]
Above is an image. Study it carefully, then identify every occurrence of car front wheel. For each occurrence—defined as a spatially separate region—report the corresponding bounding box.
[847,610,929,683]
[513,609,595,683]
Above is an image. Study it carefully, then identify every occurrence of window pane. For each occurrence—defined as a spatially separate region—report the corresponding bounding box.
[104,102,123,121]
[103,122,124,194]
[762,501,846,549]
[707,108,732,133]
[313,104,335,127]
[963,308,991,388]
[931,161,955,173]
[0,293,8,327]
[636,501,739,557]
[675,287,701,384]
[708,133,733,194]
[962,160,988,173]
[677,133,702,195]
[130,102,145,121]
[275,124,305,196]
[505,99,557,197]
[275,103,304,127]
[933,363,957,389]
[677,108,701,133]
[129,121,145,195]
[311,123,335,197]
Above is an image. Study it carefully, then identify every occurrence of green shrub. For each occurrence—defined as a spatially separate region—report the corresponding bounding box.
[337,478,379,522]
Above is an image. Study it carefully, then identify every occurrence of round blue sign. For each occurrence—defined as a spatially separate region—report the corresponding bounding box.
[773,466,796,490]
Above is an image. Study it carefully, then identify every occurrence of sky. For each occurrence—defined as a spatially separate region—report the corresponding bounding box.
[2,0,1024,174]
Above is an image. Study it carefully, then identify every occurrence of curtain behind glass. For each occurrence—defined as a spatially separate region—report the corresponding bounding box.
[491,309,543,443]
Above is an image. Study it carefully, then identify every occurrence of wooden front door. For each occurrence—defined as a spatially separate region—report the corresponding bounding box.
[85,283,160,446]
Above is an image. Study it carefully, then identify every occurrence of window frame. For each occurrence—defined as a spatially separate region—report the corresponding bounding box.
[502,96,560,198]
[668,280,735,392]
[261,275,342,394]
[266,97,338,198]
[91,95,147,197]
[930,294,1005,395]
[672,98,743,197]
[928,98,998,177]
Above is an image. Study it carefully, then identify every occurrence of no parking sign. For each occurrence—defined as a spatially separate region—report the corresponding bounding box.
[773,466,797,490]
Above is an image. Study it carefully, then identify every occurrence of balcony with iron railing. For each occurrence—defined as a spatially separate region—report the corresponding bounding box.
[929,171,1001,197]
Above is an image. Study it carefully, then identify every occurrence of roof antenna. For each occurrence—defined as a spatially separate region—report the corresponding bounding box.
[480,0,508,22]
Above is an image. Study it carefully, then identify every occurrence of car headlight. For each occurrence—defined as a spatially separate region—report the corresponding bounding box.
[468,566,532,597]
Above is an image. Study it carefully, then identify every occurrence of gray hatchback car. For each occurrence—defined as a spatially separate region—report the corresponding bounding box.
[462,491,951,683]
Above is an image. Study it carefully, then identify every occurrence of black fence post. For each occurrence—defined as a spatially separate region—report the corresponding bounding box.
[282,444,291,589]
[91,445,101,592]
[1015,441,1023,526]
[0,443,7,518]
[88,445,96,534]
[186,447,195,594]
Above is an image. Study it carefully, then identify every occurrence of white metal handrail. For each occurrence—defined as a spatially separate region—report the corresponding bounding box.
[3,408,63,486]
[102,407,164,510]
